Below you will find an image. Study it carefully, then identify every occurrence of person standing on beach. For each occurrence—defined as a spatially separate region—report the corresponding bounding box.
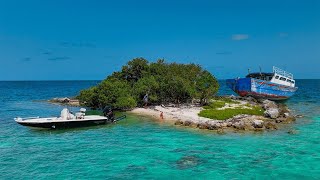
[160,111,164,120]
[143,93,149,108]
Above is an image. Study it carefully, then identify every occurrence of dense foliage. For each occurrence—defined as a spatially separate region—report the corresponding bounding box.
[77,58,219,109]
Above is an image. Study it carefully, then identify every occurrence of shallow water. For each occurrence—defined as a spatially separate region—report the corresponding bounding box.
[0,80,319,179]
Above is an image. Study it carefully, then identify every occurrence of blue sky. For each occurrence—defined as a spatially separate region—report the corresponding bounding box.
[0,0,319,80]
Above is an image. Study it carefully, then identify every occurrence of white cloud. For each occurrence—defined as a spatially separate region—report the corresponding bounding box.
[232,34,249,41]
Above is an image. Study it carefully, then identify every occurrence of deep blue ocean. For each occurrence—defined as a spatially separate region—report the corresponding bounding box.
[0,80,319,179]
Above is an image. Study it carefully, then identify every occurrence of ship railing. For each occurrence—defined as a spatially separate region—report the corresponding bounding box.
[273,66,293,79]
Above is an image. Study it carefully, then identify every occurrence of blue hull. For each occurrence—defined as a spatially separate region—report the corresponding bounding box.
[226,78,297,100]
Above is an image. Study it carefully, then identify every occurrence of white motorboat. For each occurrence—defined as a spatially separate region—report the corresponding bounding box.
[14,108,126,129]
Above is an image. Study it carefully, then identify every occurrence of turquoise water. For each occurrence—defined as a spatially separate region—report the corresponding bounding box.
[0,80,319,179]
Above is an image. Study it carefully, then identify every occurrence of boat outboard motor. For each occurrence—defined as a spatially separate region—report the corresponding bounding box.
[103,106,115,122]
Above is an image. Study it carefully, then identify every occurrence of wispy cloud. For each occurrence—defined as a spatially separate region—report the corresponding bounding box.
[48,56,70,61]
[232,34,249,41]
[279,32,289,38]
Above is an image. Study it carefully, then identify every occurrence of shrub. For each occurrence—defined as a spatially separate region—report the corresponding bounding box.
[114,96,137,110]
[199,106,264,120]
[203,101,226,109]
[212,96,240,104]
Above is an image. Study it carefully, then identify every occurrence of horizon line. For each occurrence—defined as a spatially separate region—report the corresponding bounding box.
[0,78,319,81]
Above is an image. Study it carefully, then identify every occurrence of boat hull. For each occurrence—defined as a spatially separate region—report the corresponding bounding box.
[16,119,111,129]
[226,78,297,100]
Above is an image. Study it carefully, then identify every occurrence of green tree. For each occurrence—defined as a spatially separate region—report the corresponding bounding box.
[195,70,219,104]
[114,96,137,109]
[77,87,99,109]
[78,58,219,110]
[97,78,135,108]
[133,76,159,105]
[121,58,149,83]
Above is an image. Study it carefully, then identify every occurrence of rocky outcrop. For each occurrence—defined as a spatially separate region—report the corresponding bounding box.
[262,100,278,109]
[175,115,265,132]
[173,98,296,132]
[252,120,264,128]
[264,121,278,130]
[48,97,80,106]
[264,108,279,119]
[262,100,280,119]
[51,97,71,103]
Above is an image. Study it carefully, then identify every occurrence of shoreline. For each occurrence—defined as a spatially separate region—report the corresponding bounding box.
[130,98,297,132]
[47,96,299,132]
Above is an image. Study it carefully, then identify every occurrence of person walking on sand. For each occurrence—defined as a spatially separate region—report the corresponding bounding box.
[143,93,149,108]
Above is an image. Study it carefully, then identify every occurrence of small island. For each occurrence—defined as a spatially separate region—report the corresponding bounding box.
[77,58,219,110]
[54,58,297,132]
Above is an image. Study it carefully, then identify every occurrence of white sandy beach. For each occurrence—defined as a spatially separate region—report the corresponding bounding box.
[130,99,249,123]
[131,105,213,124]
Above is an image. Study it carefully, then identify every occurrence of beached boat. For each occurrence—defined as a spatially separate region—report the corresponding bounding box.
[15,108,126,129]
[226,66,298,100]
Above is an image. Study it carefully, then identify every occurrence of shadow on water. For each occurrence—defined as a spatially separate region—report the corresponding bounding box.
[28,123,117,135]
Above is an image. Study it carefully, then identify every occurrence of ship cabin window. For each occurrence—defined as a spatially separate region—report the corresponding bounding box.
[279,77,286,81]
[287,79,295,84]
[246,73,274,81]
[275,76,279,79]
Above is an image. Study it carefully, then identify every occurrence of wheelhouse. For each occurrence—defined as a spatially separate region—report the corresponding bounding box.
[246,66,295,87]
[246,73,274,81]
